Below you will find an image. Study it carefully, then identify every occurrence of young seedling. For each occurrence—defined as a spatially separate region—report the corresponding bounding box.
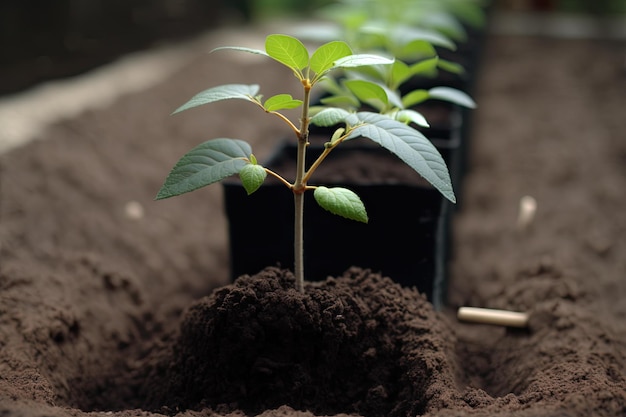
[156,34,456,293]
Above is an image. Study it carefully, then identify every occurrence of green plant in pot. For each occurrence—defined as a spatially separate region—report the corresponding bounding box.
[148,33,461,416]
[156,34,455,293]
[217,25,475,294]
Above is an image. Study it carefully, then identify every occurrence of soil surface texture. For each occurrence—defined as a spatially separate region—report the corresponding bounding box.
[1,30,625,417]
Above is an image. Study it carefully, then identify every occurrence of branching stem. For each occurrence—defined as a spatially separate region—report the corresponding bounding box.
[269,111,300,136]
[302,134,348,184]
[264,169,292,188]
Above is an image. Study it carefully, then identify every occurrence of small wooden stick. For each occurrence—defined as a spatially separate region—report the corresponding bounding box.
[516,195,537,231]
[457,307,530,328]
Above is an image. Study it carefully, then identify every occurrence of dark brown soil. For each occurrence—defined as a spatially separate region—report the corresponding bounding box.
[138,267,458,417]
[1,31,625,417]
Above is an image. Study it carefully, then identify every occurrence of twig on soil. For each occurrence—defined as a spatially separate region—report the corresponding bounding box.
[516,195,537,231]
[457,307,530,328]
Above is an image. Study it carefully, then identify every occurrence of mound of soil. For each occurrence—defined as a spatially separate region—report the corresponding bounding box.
[139,267,458,417]
[1,30,625,417]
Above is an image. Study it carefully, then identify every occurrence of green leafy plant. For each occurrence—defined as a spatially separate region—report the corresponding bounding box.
[314,57,475,129]
[314,0,488,46]
[298,0,490,91]
[156,34,456,293]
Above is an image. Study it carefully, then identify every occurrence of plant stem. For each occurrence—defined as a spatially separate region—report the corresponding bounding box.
[293,80,312,293]
[293,186,305,293]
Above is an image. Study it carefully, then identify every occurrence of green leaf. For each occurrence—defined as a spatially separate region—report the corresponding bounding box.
[320,94,361,109]
[423,12,468,43]
[290,22,344,43]
[391,26,456,51]
[239,163,267,195]
[401,89,430,108]
[437,59,466,75]
[332,54,394,70]
[395,109,429,127]
[172,84,259,115]
[410,57,440,77]
[211,46,269,58]
[314,186,368,223]
[317,76,345,96]
[398,40,437,60]
[347,112,456,203]
[265,34,309,72]
[347,64,387,84]
[389,60,412,90]
[428,87,476,108]
[449,2,486,29]
[310,108,358,127]
[156,138,251,200]
[264,94,303,111]
[310,41,353,75]
[330,127,345,144]
[343,79,388,112]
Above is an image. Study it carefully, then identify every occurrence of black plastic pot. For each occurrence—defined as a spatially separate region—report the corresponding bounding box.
[222,108,463,309]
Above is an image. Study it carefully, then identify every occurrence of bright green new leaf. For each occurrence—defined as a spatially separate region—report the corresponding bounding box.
[429,87,476,109]
[410,57,440,77]
[381,84,404,110]
[156,138,251,200]
[172,84,259,115]
[437,59,465,75]
[343,79,388,112]
[314,186,368,223]
[239,163,267,195]
[402,89,430,108]
[389,60,412,90]
[265,34,309,72]
[333,54,394,70]
[399,40,437,61]
[329,127,345,145]
[310,41,353,75]
[395,109,429,128]
[346,112,456,203]
[264,94,303,112]
[310,107,358,127]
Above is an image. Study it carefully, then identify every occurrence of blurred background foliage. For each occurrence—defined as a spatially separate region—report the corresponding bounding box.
[1,0,623,96]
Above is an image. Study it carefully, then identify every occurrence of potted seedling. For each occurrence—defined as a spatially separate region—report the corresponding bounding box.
[149,34,461,415]
[157,34,456,295]
[238,57,475,290]
[219,23,475,294]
